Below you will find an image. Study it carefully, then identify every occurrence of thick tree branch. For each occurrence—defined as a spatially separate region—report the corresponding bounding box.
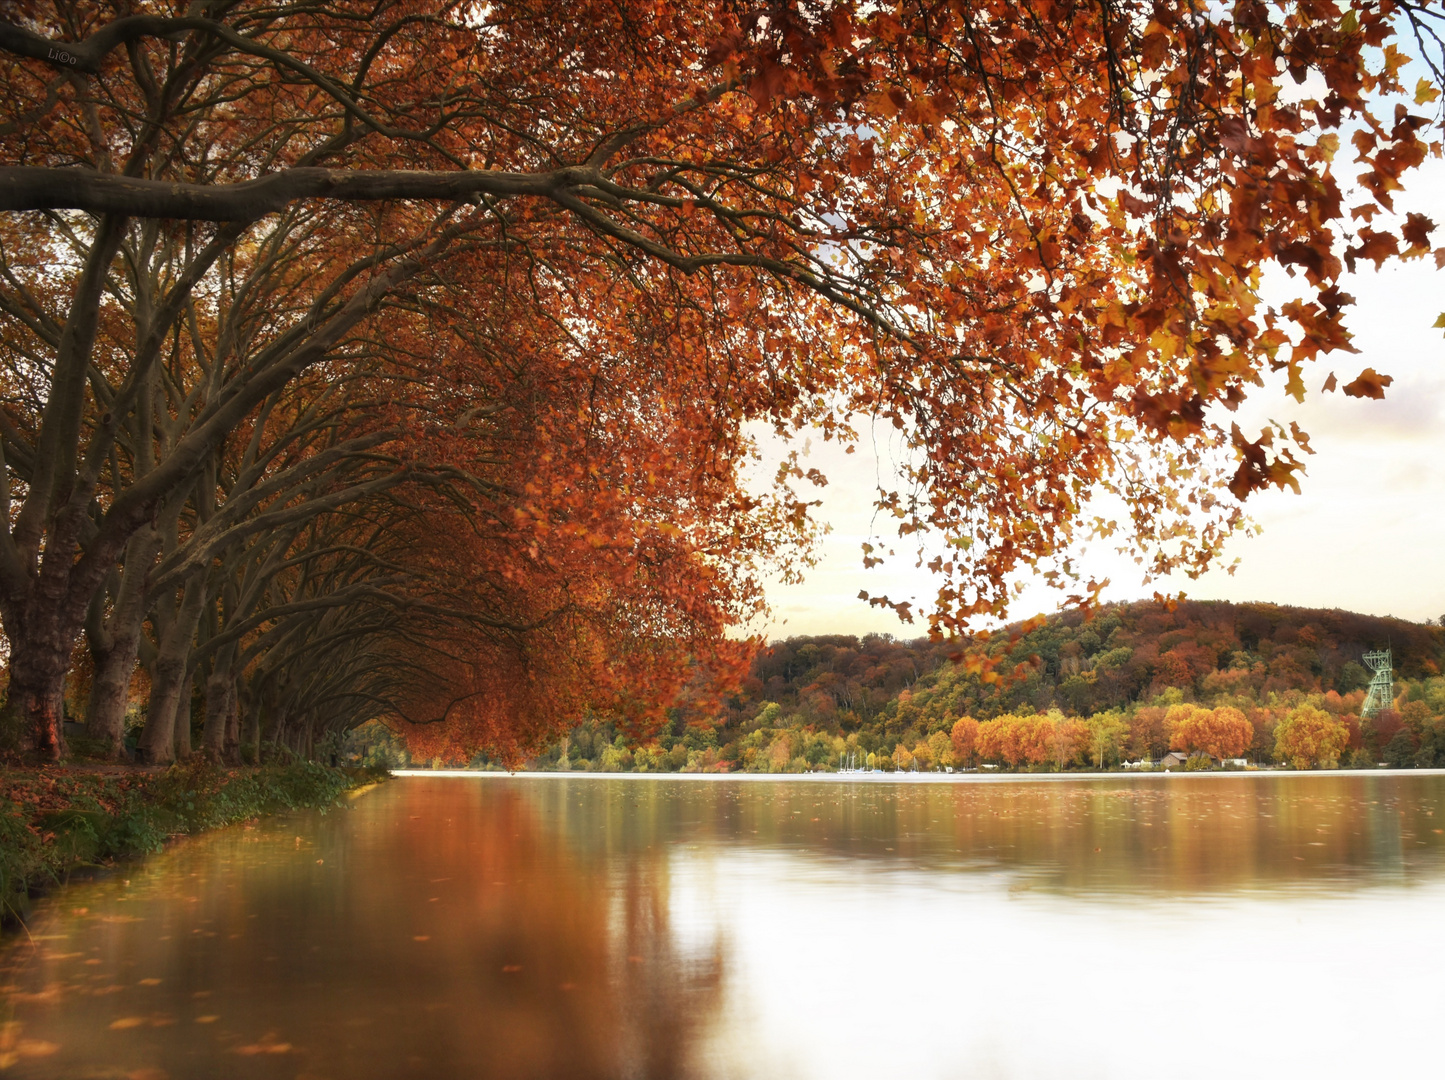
[0,165,581,220]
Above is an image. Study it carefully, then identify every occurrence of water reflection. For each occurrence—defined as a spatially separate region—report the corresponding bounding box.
[523,773,1445,896]
[0,782,725,1079]
[3,774,1445,1080]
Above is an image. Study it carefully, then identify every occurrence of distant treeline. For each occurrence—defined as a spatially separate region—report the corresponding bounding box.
[359,600,1445,773]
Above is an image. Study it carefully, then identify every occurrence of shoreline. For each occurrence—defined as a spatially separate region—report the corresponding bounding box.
[1,761,384,930]
[392,767,1445,783]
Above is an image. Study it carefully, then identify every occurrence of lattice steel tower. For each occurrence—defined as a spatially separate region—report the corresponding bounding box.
[1361,649,1394,718]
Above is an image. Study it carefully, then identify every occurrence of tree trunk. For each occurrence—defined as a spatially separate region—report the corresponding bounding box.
[202,659,234,761]
[226,688,247,763]
[172,672,193,760]
[140,652,184,766]
[2,647,67,759]
[139,577,205,765]
[239,692,261,764]
[0,217,129,760]
[223,680,240,764]
[0,588,78,760]
[264,701,289,763]
[85,635,137,759]
[85,531,160,757]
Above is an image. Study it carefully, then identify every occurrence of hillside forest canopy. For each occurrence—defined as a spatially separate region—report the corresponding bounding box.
[382,601,1445,774]
[0,0,1442,763]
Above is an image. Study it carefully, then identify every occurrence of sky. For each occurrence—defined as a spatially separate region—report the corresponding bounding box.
[747,156,1445,642]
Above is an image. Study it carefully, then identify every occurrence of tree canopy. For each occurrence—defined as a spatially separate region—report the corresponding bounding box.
[481,599,1443,774]
[1,0,1441,760]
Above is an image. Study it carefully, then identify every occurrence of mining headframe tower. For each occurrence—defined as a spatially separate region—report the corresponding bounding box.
[1361,649,1394,718]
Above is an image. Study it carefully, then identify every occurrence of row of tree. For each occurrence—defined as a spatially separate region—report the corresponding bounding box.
[458,679,1443,774]
[942,700,1386,771]
[4,2,1442,762]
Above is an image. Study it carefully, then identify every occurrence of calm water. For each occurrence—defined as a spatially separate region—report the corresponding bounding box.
[4,773,1445,1079]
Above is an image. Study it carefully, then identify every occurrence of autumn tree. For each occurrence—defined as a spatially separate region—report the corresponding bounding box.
[2,0,1443,759]
[1085,710,1129,768]
[1128,706,1171,762]
[1050,712,1087,771]
[976,712,1057,769]
[927,730,954,769]
[1274,705,1348,769]
[195,270,779,764]
[1167,704,1254,761]
[950,715,980,768]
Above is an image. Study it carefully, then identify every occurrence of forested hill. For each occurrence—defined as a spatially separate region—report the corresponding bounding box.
[372,599,1445,772]
[738,599,1444,727]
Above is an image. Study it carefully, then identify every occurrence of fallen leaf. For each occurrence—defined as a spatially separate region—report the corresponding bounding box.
[232,1042,293,1056]
[8,987,64,1005]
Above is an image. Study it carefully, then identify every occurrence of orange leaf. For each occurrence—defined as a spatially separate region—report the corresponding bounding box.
[1341,368,1393,399]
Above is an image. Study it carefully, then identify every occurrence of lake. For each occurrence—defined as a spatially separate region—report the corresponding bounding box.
[3,772,1444,1079]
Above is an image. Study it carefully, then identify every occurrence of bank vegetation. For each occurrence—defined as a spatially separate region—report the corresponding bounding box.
[0,760,380,927]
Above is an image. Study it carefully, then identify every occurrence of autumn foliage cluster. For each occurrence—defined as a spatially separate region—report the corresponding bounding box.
[940,702,1252,770]
[0,1,1442,762]
[474,600,1445,773]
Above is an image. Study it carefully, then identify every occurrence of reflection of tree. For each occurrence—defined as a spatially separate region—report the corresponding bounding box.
[526,776,1445,900]
[317,783,729,1080]
[609,863,726,1080]
[10,776,1445,1078]
[1,781,728,1080]
[521,779,730,1078]
[930,779,1445,896]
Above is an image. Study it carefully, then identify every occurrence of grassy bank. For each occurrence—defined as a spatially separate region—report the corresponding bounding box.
[0,760,385,927]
